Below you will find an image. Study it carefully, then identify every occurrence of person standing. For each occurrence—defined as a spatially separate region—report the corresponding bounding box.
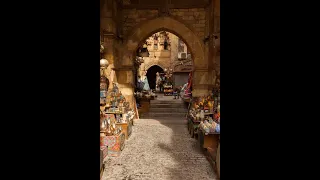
[173,87,180,99]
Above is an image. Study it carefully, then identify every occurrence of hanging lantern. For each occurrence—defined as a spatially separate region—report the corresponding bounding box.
[100,59,109,69]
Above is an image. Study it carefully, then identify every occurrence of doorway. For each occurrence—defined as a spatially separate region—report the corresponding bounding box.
[146,65,164,90]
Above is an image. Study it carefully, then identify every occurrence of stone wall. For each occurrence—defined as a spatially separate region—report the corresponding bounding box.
[122,9,159,36]
[137,32,192,79]
[170,8,206,39]
[121,8,206,40]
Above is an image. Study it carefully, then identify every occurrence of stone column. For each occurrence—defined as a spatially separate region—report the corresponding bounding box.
[102,33,119,87]
[101,0,119,85]
[206,0,220,89]
[113,66,135,110]
[192,68,210,97]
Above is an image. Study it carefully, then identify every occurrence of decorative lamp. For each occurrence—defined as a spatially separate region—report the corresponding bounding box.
[100,59,109,69]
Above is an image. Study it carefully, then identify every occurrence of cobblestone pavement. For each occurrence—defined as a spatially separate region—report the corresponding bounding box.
[102,117,218,180]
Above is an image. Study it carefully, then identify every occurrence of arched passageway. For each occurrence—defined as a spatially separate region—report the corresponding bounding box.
[146,65,164,90]
[123,16,205,70]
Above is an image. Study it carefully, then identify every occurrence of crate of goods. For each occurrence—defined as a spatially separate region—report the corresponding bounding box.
[103,133,125,157]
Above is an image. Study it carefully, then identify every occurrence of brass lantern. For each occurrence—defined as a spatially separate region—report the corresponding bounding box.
[100,59,109,69]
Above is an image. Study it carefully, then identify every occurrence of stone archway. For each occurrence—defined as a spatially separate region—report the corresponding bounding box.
[122,16,206,70]
[145,63,165,72]
[121,16,210,97]
[116,16,210,110]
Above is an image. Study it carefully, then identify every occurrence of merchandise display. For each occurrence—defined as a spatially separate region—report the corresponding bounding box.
[184,86,220,168]
[100,82,136,156]
[100,76,108,106]
[163,83,173,96]
[187,95,216,137]
[100,133,125,157]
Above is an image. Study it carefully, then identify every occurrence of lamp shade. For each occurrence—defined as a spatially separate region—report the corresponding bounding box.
[100,59,109,69]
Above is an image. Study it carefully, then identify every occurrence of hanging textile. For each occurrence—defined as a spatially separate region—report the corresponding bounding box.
[142,76,150,91]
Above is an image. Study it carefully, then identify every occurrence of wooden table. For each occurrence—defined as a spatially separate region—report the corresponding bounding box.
[198,129,219,149]
[198,128,220,159]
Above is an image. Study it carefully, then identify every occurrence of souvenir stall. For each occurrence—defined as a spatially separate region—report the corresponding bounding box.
[163,83,173,96]
[135,72,157,115]
[191,86,220,175]
[187,95,215,138]
[100,82,135,156]
[100,42,108,176]
[198,92,219,174]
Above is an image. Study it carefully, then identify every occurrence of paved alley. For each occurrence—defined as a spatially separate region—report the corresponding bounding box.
[101,106,218,180]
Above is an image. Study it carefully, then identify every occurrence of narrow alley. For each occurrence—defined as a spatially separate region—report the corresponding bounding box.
[102,95,218,180]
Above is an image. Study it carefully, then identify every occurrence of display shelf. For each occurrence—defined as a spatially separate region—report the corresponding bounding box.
[164,86,173,96]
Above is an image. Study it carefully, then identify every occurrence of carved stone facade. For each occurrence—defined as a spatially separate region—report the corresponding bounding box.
[137,31,191,78]
[100,0,220,108]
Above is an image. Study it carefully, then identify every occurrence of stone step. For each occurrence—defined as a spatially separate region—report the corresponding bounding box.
[145,112,187,117]
[150,103,187,108]
[149,108,188,113]
[150,100,184,104]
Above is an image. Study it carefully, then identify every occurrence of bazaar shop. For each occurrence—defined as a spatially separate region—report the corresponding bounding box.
[186,84,220,174]
[100,42,136,176]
